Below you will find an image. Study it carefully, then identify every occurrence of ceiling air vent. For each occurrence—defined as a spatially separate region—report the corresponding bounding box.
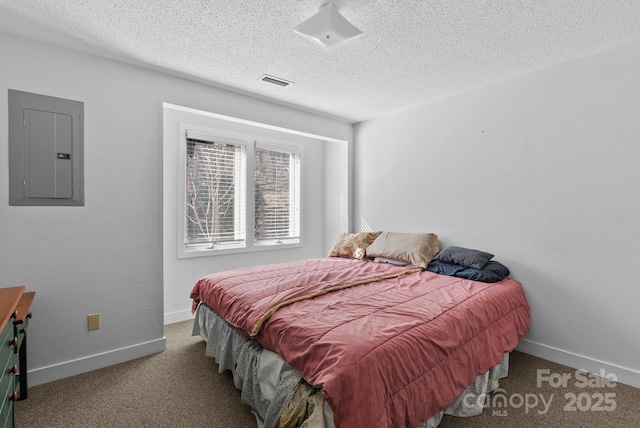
[260,74,293,87]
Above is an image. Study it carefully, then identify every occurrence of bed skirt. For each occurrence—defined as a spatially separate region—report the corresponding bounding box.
[192,302,509,428]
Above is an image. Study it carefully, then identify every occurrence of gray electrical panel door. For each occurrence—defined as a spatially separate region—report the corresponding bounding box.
[9,90,84,206]
[24,109,74,199]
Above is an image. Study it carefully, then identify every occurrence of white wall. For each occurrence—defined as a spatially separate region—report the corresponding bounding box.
[354,41,640,388]
[0,32,351,385]
[324,139,351,241]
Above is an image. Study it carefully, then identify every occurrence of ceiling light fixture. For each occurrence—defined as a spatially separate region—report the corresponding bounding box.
[294,3,363,50]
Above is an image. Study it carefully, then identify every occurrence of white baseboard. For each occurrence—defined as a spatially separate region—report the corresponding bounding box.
[164,309,194,325]
[27,337,166,387]
[516,338,640,389]
[27,332,639,391]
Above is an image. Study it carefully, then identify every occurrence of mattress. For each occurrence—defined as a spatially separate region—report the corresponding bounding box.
[190,257,530,427]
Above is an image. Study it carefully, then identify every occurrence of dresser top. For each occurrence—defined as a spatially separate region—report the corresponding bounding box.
[0,285,25,332]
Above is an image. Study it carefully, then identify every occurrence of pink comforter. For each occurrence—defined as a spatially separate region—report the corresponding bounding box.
[191,258,530,428]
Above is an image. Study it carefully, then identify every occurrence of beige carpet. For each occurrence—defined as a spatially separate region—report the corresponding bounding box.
[15,320,640,427]
[438,351,640,427]
[15,321,255,427]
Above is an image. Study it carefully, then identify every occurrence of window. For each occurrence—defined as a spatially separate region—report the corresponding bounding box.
[185,136,246,249]
[181,128,301,256]
[254,142,301,246]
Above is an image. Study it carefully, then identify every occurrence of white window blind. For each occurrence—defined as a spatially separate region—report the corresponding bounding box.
[254,142,301,244]
[185,133,246,247]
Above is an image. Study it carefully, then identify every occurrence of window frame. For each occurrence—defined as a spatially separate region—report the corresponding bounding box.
[253,140,302,247]
[184,131,247,250]
[177,123,303,259]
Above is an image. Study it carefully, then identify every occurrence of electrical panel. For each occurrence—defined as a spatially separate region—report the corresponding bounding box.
[9,89,84,206]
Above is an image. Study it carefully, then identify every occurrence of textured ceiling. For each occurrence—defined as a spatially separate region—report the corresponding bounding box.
[2,1,640,123]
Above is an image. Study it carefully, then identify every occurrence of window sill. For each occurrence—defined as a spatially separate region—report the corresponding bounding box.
[178,241,303,259]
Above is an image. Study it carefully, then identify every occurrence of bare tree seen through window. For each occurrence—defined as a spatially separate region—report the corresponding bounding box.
[186,139,240,246]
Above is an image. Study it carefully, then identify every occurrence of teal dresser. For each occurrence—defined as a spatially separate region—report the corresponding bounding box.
[1,286,34,428]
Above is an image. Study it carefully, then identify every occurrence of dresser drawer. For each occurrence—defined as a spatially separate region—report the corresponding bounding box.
[0,367,14,428]
[0,325,15,368]
[0,353,15,393]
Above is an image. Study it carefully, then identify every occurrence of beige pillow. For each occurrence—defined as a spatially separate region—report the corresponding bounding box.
[365,232,440,268]
[328,231,382,260]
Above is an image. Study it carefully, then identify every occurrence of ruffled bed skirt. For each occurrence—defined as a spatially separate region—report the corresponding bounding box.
[192,302,509,428]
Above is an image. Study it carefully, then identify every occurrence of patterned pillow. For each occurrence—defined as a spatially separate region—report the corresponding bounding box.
[328,231,382,260]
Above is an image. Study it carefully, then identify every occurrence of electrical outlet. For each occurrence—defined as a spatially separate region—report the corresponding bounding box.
[88,313,100,331]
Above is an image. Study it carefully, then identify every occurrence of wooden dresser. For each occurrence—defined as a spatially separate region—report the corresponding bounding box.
[1,286,35,428]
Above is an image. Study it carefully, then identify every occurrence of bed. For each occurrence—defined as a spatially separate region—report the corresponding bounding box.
[190,232,530,427]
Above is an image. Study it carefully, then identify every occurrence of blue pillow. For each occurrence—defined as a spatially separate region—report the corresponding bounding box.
[426,260,510,283]
[434,246,494,269]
